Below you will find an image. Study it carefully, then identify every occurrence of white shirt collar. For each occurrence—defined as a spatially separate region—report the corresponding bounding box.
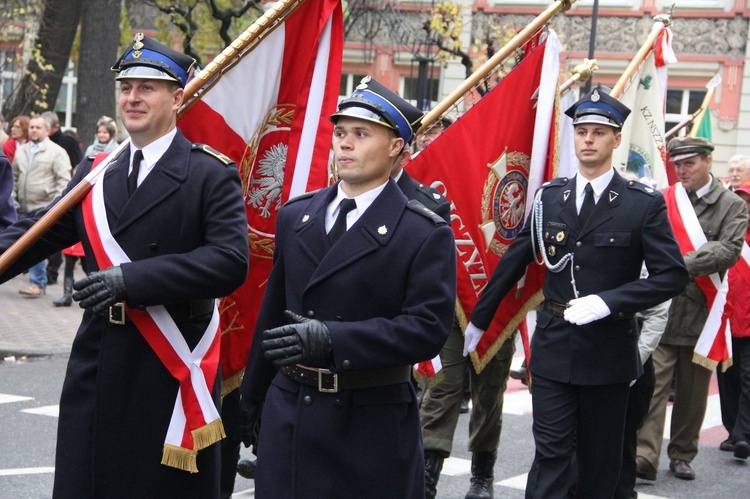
[128,128,177,182]
[695,175,713,199]
[576,167,615,204]
[325,180,389,233]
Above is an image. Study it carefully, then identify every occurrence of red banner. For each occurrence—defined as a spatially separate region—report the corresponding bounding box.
[179,0,343,393]
[408,38,553,372]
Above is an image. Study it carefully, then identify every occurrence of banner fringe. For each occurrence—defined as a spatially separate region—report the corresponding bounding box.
[221,369,244,398]
[162,444,198,473]
[413,368,445,389]
[192,418,226,451]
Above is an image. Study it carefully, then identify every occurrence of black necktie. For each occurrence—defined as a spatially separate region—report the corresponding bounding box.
[328,198,357,244]
[579,182,595,226]
[688,191,699,206]
[128,150,143,197]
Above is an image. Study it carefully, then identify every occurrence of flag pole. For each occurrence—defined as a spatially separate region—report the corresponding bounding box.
[0,0,308,276]
[416,0,576,136]
[560,58,598,94]
[688,73,722,137]
[610,14,670,98]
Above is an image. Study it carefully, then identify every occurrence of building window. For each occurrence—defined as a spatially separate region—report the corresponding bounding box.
[339,73,368,100]
[665,88,706,136]
[1,49,19,109]
[401,76,440,110]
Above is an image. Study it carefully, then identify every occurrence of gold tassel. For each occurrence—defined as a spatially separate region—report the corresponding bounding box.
[721,358,734,372]
[162,444,198,473]
[691,352,719,372]
[192,418,226,451]
[412,368,446,390]
[221,370,244,398]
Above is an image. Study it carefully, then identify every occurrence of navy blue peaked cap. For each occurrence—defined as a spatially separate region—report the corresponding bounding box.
[330,76,423,144]
[111,33,196,88]
[565,85,631,129]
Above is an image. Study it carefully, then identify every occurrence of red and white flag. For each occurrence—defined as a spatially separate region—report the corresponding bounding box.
[409,30,562,373]
[179,0,343,393]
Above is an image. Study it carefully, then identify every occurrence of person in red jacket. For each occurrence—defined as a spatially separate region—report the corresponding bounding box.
[717,181,750,459]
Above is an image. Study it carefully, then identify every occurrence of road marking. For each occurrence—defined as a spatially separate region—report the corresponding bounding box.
[21,405,59,417]
[0,393,33,404]
[442,456,471,476]
[231,489,255,498]
[0,467,54,476]
[496,472,671,498]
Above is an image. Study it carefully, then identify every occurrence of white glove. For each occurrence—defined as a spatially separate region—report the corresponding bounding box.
[463,322,485,356]
[563,295,611,325]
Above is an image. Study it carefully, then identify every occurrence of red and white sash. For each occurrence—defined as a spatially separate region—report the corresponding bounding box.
[81,159,224,473]
[664,183,732,370]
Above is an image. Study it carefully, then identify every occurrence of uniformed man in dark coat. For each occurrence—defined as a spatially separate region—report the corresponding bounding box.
[239,76,457,498]
[464,86,689,498]
[392,146,451,224]
[0,35,248,497]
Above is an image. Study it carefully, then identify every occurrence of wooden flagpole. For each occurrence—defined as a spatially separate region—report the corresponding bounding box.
[610,15,671,99]
[417,0,576,135]
[0,0,308,276]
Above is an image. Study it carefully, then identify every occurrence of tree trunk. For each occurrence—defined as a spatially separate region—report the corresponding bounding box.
[8,0,82,118]
[77,0,122,152]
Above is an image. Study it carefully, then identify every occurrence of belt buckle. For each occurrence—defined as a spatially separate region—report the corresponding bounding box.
[109,303,126,325]
[317,369,338,393]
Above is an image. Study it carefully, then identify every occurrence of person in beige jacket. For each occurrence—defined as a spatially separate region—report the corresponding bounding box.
[11,114,71,295]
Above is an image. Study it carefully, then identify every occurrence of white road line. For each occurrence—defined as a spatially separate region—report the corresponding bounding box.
[0,393,33,404]
[0,467,54,476]
[495,472,671,498]
[441,456,471,476]
[21,405,59,417]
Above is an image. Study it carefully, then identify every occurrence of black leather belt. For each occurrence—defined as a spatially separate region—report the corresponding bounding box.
[280,365,412,393]
[542,300,634,321]
[106,299,214,325]
[543,300,569,317]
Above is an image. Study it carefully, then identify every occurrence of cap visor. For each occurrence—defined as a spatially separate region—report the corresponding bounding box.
[330,107,395,130]
[573,115,620,128]
[116,66,178,82]
[670,152,699,162]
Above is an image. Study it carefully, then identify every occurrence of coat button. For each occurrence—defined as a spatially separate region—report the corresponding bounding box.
[609,238,615,243]
[619,312,625,317]
[576,241,582,247]
[342,360,351,370]
[574,265,580,271]
[334,399,343,408]
[307,310,315,318]
[303,396,313,406]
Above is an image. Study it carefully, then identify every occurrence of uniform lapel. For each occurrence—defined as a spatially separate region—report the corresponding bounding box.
[306,180,406,289]
[108,132,190,235]
[556,177,579,231]
[295,187,337,266]
[102,148,131,223]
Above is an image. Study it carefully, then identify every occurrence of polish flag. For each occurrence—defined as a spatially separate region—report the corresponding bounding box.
[178,0,343,392]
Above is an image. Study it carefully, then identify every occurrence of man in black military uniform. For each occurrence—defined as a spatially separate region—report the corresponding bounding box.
[239,76,456,497]
[0,35,248,497]
[464,86,689,498]
[391,143,450,224]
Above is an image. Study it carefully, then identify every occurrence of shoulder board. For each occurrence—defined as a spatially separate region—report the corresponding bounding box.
[415,182,444,201]
[192,144,233,165]
[406,199,447,225]
[284,190,318,206]
[541,177,569,189]
[626,180,657,196]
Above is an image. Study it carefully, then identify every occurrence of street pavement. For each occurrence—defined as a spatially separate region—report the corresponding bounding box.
[1,275,748,497]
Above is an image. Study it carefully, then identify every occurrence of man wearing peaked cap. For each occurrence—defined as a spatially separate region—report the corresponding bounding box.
[464,84,688,497]
[239,76,456,497]
[637,133,748,480]
[0,33,248,496]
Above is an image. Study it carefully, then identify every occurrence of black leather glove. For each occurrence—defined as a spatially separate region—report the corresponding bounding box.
[239,396,263,449]
[262,310,332,367]
[72,266,127,315]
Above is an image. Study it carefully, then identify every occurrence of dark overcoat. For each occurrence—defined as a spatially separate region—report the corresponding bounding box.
[471,171,689,385]
[241,179,456,498]
[0,130,248,498]
[397,169,451,224]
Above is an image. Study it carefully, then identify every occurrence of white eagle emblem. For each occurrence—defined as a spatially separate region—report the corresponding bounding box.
[248,143,287,218]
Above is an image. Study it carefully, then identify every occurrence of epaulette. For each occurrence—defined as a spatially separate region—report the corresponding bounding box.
[192,144,233,165]
[541,176,569,189]
[406,199,447,225]
[415,182,444,201]
[626,180,657,196]
[284,190,318,206]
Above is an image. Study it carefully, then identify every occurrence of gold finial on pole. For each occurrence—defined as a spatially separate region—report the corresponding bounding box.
[560,58,598,94]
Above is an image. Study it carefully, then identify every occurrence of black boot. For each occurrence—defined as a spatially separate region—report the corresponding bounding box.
[465,450,496,499]
[53,277,73,307]
[424,450,444,499]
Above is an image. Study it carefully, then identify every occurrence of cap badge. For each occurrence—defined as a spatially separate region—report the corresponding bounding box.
[133,33,145,50]
[302,215,310,223]
[591,89,600,102]
[356,76,371,90]
[378,225,387,235]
